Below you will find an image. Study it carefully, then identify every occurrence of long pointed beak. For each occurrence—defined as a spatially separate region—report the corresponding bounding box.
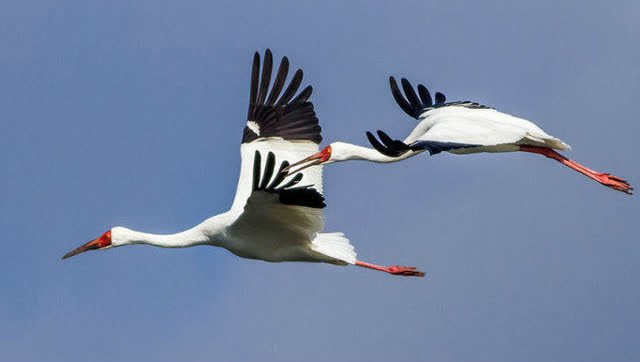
[280,152,324,175]
[62,231,112,260]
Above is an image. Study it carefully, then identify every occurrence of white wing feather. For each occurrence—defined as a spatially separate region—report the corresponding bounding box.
[225,138,348,263]
[406,107,570,152]
[230,138,321,214]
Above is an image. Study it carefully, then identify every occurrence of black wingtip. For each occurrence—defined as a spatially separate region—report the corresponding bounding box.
[389,76,425,120]
[252,150,262,191]
[417,84,432,108]
[392,76,494,114]
[260,152,276,189]
[365,131,375,140]
[377,129,411,157]
[389,76,419,119]
[365,129,410,157]
[252,151,325,208]
[401,78,423,113]
[366,131,386,154]
[281,172,304,189]
[376,130,394,145]
[292,85,313,104]
[243,50,321,144]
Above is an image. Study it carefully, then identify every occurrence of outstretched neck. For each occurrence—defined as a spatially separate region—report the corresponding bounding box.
[332,142,414,163]
[111,225,213,248]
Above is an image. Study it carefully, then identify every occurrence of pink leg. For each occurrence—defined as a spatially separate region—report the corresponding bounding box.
[519,146,633,195]
[355,261,425,277]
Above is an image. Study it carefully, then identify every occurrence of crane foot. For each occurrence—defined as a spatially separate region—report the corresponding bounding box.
[592,173,633,194]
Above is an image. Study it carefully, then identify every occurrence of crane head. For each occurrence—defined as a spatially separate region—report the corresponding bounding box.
[280,145,332,175]
[62,230,112,259]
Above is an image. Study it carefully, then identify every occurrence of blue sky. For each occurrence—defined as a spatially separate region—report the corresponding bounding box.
[1,0,639,361]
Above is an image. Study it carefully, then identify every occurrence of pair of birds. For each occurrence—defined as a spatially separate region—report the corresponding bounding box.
[63,50,632,277]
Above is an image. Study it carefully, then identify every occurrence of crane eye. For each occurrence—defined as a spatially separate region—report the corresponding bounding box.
[321,146,332,161]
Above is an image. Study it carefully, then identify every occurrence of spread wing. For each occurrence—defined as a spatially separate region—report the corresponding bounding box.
[389,76,492,120]
[229,151,325,246]
[242,49,321,144]
[230,49,324,215]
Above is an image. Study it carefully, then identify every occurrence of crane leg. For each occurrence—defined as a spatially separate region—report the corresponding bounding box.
[519,145,633,194]
[355,260,425,277]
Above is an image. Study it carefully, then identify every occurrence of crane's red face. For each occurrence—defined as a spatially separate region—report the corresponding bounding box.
[281,146,332,175]
[62,230,112,259]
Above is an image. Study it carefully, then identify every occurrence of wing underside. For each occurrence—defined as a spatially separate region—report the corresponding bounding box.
[229,151,325,256]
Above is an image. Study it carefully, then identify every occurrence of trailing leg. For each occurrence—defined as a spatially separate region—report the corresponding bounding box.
[519,145,632,194]
[355,260,425,277]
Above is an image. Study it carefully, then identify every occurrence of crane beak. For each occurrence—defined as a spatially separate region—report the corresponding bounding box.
[280,152,324,175]
[62,230,112,260]
[280,146,332,176]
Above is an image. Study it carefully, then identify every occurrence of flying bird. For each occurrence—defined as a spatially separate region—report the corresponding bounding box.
[62,50,424,277]
[284,77,632,194]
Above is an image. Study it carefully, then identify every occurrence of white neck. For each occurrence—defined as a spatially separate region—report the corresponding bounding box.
[330,142,417,163]
[111,221,220,249]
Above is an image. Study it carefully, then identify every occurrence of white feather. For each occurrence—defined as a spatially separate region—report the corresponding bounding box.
[246,121,260,136]
[406,106,570,153]
[311,232,356,264]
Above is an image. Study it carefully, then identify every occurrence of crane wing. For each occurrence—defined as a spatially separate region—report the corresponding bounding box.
[242,49,321,144]
[230,49,324,214]
[377,76,569,155]
[412,117,527,147]
[369,109,569,157]
[229,151,324,246]
[407,106,569,150]
[389,76,491,120]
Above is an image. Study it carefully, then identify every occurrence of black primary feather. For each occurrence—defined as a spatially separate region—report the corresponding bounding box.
[268,160,290,189]
[389,76,492,119]
[290,85,312,104]
[365,130,410,157]
[243,50,322,144]
[280,173,303,189]
[376,130,395,146]
[401,78,423,112]
[389,76,420,119]
[260,152,276,189]
[276,69,302,107]
[255,49,273,108]
[265,57,289,107]
[252,151,262,191]
[366,131,387,154]
[252,151,325,208]
[417,84,432,108]
[248,53,260,119]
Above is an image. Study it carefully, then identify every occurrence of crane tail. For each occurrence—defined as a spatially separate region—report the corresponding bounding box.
[311,233,356,265]
[522,133,571,150]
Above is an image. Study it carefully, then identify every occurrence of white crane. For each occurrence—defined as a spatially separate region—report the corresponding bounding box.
[284,77,632,194]
[62,51,424,277]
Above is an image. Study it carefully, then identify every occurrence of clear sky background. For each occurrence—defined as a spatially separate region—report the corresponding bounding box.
[1,1,639,361]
